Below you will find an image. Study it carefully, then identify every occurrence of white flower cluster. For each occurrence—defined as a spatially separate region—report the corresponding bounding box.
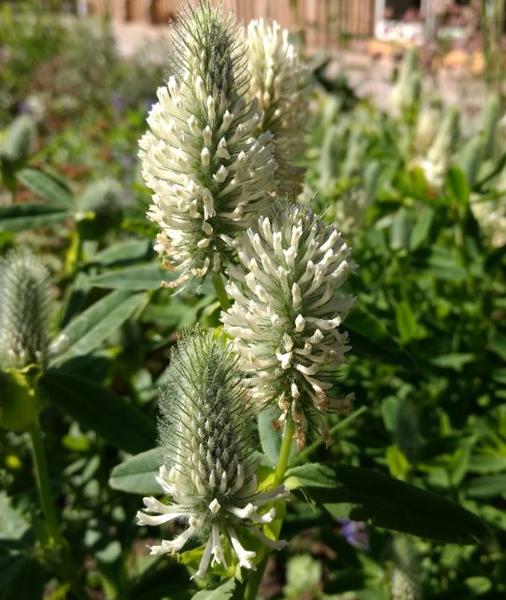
[137,330,287,578]
[0,251,51,369]
[246,19,309,194]
[471,197,506,248]
[222,202,355,447]
[139,4,276,288]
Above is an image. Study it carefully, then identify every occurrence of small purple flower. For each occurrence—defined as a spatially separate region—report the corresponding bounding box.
[112,92,124,114]
[338,519,369,551]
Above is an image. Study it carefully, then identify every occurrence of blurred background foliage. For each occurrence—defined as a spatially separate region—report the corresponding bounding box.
[0,3,505,599]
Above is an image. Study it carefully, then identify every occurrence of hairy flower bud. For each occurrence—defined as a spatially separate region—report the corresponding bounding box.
[0,251,51,369]
[139,2,276,288]
[222,202,355,447]
[137,329,287,578]
[246,19,309,194]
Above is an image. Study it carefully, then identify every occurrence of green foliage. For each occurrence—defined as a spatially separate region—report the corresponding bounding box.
[1,11,505,600]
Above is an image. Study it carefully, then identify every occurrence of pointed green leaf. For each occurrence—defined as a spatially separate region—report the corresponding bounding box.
[17,167,73,209]
[89,264,173,291]
[303,465,489,544]
[0,204,70,232]
[109,449,162,495]
[50,291,147,364]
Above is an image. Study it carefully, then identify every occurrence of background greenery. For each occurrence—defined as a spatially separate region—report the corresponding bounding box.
[0,6,505,599]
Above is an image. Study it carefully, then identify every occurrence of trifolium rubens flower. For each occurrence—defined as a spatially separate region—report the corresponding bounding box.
[0,251,51,369]
[137,329,288,578]
[222,202,356,448]
[139,1,276,289]
[245,19,309,194]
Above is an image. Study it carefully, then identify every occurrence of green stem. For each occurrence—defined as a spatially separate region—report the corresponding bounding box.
[274,418,295,485]
[244,419,295,600]
[212,273,231,310]
[29,421,88,600]
[292,406,367,467]
[29,422,61,542]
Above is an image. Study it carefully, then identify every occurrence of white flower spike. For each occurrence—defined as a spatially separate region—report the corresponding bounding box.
[137,330,288,578]
[246,19,309,194]
[222,202,356,448]
[139,2,276,288]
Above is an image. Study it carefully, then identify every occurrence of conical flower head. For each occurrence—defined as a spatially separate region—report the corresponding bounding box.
[0,251,51,369]
[137,330,287,578]
[245,19,309,194]
[139,1,276,288]
[222,202,355,447]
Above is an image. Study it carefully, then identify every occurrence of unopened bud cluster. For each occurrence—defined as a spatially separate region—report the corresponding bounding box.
[0,251,51,370]
[222,202,355,447]
[137,330,287,577]
[139,2,276,288]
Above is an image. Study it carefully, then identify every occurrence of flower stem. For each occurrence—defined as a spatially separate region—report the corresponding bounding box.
[274,418,295,485]
[244,419,295,600]
[212,272,231,310]
[292,406,367,467]
[29,422,61,542]
[29,420,88,599]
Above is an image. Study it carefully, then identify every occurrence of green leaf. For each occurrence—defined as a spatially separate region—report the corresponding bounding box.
[92,240,151,266]
[427,247,466,282]
[395,300,418,344]
[50,291,147,364]
[430,353,474,371]
[257,406,281,467]
[285,463,336,490]
[446,166,470,205]
[192,579,235,600]
[466,474,506,499]
[304,465,489,544]
[89,264,173,291]
[16,167,73,209]
[40,370,155,453]
[109,448,162,495]
[409,205,434,250]
[385,445,410,479]
[0,203,70,232]
[0,493,30,541]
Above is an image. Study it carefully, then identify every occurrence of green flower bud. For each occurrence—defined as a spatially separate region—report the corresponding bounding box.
[137,329,287,578]
[0,251,51,370]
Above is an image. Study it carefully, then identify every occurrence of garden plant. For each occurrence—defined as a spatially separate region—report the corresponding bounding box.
[0,2,505,600]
